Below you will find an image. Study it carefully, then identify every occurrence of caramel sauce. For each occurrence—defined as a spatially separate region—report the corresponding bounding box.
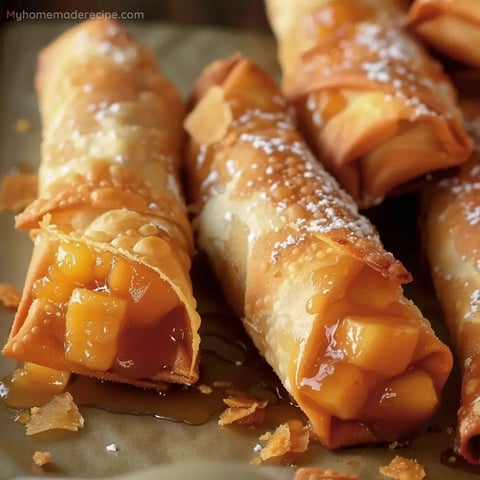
[112,304,188,379]
[1,256,304,428]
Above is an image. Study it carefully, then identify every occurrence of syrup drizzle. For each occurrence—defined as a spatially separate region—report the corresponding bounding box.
[1,258,304,428]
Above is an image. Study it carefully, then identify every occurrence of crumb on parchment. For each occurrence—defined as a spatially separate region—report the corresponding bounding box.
[379,455,426,480]
[294,467,359,479]
[32,450,51,466]
[14,119,31,133]
[0,283,21,309]
[197,384,213,394]
[254,419,310,463]
[26,392,84,435]
[218,395,267,426]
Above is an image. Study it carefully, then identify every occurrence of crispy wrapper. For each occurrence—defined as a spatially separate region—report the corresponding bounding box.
[184,55,452,448]
[2,19,200,389]
[265,0,471,207]
[423,97,480,464]
[408,0,480,68]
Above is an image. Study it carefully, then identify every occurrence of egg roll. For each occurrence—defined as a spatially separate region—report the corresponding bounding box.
[265,0,471,207]
[2,19,200,389]
[423,97,480,464]
[184,54,453,448]
[408,0,480,68]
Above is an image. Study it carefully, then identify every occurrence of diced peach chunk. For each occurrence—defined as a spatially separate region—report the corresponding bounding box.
[33,269,76,305]
[6,363,71,408]
[107,257,132,293]
[335,316,420,377]
[93,251,113,280]
[12,362,70,391]
[348,267,401,310]
[302,362,368,420]
[56,242,96,283]
[65,288,127,371]
[129,276,179,325]
[24,362,71,389]
[108,257,179,325]
[374,370,438,421]
[317,91,347,121]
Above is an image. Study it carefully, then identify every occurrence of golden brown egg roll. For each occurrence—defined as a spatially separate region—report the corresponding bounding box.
[424,97,480,464]
[265,0,471,207]
[408,0,480,68]
[2,19,200,389]
[184,54,453,448]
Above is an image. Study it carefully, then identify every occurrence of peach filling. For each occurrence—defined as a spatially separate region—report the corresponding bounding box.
[32,240,190,379]
[300,251,439,434]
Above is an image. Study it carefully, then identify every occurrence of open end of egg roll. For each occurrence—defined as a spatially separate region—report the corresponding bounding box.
[3,217,197,388]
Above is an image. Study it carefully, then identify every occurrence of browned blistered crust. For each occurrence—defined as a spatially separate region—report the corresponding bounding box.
[187,56,410,283]
[2,19,200,388]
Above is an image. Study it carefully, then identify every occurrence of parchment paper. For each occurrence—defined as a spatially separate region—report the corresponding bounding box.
[0,21,474,480]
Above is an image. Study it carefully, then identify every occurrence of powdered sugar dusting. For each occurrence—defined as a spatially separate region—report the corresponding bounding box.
[297,7,449,122]
[438,115,480,225]
[465,289,480,320]
[193,82,389,268]
[465,205,480,226]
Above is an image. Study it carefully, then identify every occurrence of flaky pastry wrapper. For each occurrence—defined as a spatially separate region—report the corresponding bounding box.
[265,0,471,207]
[2,19,200,389]
[423,97,480,464]
[184,54,452,448]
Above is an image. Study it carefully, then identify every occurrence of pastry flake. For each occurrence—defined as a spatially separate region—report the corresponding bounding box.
[218,395,268,426]
[294,467,359,480]
[25,392,84,435]
[0,283,21,309]
[259,420,310,461]
[379,455,426,480]
[32,450,52,466]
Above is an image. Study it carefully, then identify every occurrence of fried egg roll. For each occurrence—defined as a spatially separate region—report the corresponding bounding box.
[184,54,452,448]
[2,19,200,389]
[424,97,480,464]
[265,0,471,207]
